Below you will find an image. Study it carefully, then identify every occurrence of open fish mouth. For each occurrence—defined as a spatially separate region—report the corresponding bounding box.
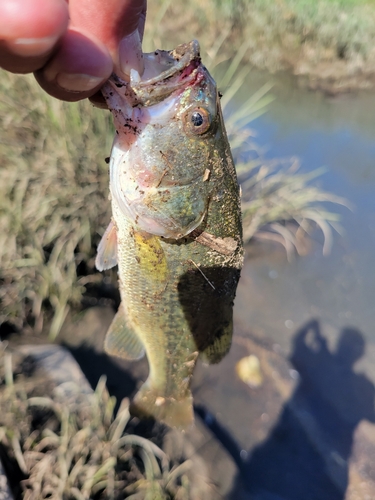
[123,40,203,106]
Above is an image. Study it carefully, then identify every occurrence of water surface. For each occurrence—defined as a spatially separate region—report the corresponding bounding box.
[231,71,375,384]
[188,69,375,499]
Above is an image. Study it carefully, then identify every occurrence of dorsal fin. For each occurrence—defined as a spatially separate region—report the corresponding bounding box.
[95,220,118,271]
[104,304,145,360]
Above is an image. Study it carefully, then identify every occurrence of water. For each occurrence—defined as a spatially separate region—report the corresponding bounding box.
[232,71,375,380]
[192,69,375,499]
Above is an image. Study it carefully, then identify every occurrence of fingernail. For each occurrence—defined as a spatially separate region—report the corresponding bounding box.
[56,73,104,92]
[7,35,60,56]
[119,30,144,79]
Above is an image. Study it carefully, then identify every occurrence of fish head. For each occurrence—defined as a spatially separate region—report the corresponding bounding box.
[102,41,224,239]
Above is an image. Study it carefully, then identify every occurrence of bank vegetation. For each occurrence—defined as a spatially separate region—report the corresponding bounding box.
[148,0,375,93]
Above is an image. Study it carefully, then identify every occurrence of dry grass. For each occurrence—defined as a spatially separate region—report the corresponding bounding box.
[146,0,375,91]
[239,161,348,258]
[0,347,191,500]
[0,71,113,338]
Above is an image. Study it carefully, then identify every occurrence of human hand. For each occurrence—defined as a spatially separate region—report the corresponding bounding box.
[0,0,146,103]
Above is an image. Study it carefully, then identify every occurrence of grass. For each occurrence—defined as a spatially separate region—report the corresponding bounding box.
[0,347,192,499]
[0,71,114,338]
[239,162,347,258]
[219,0,375,60]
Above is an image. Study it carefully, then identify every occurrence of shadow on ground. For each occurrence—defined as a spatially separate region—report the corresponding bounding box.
[64,343,137,405]
[197,319,375,500]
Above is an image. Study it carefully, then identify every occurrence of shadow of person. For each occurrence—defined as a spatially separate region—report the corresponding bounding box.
[228,319,375,500]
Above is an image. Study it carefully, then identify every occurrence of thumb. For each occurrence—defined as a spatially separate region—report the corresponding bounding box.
[70,0,146,77]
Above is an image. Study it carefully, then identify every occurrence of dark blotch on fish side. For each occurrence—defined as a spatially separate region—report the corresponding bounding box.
[177,266,240,359]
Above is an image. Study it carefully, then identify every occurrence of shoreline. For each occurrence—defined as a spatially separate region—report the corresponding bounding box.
[272,48,375,95]
[146,0,375,94]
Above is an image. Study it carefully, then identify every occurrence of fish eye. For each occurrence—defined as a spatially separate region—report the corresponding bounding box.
[184,107,211,135]
[191,111,204,126]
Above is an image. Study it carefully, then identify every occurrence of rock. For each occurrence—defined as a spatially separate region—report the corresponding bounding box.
[18,344,93,398]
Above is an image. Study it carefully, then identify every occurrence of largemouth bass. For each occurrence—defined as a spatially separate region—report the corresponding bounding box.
[96,40,243,428]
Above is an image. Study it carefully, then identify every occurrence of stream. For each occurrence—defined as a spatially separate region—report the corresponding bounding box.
[233,69,375,376]
[189,69,375,499]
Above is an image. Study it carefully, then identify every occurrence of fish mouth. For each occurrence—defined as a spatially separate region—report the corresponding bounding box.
[112,40,202,107]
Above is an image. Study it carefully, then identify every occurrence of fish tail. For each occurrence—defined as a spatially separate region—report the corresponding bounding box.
[130,383,194,429]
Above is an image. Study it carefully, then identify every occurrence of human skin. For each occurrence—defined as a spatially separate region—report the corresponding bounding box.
[0,0,146,103]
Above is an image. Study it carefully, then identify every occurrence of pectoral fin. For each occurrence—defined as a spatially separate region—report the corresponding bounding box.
[95,220,118,271]
[105,304,145,360]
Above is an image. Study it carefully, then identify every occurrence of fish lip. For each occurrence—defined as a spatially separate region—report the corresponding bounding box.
[135,40,201,87]
[106,40,202,107]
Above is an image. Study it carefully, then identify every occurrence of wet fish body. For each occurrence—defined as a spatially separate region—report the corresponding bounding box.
[97,41,243,428]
